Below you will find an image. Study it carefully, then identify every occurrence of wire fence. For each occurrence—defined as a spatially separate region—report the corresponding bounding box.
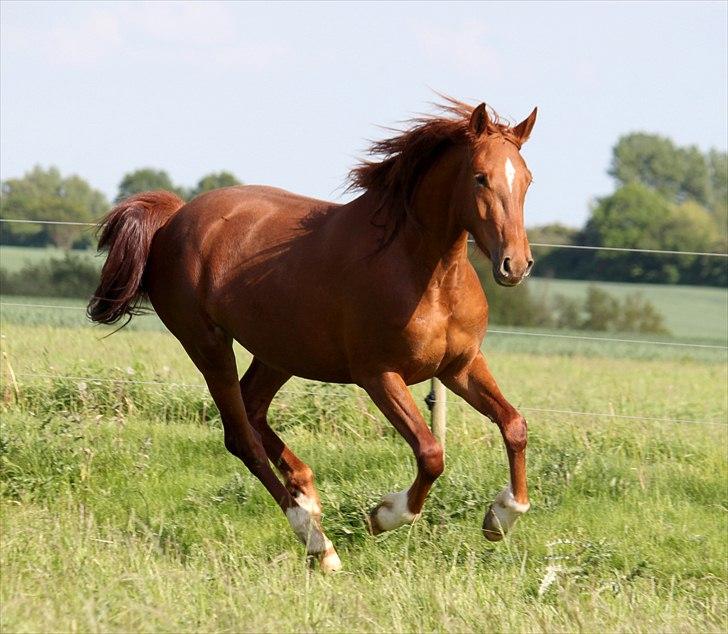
[2,217,728,257]
[1,300,726,351]
[1,215,726,434]
[10,371,726,428]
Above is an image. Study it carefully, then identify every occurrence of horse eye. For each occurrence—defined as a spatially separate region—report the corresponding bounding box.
[475,173,487,187]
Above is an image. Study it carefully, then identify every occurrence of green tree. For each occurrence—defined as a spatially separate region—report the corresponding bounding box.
[190,171,242,198]
[527,223,581,279]
[115,168,184,203]
[582,286,620,331]
[0,166,107,248]
[609,133,711,207]
[707,149,727,239]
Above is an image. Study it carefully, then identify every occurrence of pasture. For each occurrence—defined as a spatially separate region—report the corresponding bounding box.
[1,304,726,632]
[0,245,97,272]
[528,277,728,343]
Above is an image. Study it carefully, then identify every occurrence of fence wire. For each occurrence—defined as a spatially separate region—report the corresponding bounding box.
[8,371,726,428]
[2,217,728,257]
[1,300,725,351]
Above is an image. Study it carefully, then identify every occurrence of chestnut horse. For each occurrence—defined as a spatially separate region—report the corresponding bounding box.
[88,99,537,572]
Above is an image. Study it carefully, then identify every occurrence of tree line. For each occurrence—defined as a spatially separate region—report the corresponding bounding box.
[531,134,727,286]
[0,168,241,249]
[1,132,726,285]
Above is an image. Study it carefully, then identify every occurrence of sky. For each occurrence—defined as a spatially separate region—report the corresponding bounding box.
[1,1,726,228]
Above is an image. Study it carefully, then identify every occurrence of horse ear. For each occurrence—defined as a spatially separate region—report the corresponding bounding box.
[469,103,488,136]
[512,107,537,145]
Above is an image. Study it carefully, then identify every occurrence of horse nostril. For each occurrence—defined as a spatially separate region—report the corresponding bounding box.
[525,259,534,275]
[502,257,512,275]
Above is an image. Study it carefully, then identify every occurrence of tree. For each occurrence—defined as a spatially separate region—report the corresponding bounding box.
[608,133,721,211]
[115,168,183,202]
[526,223,581,279]
[190,171,242,198]
[707,150,727,239]
[582,183,722,284]
[583,183,681,283]
[0,166,107,248]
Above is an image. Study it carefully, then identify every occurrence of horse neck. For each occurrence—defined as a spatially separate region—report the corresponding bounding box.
[400,145,471,273]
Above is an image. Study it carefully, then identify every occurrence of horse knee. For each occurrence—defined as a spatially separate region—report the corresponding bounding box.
[501,416,528,452]
[418,441,444,481]
[288,465,315,490]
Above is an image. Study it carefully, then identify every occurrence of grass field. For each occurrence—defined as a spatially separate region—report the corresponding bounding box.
[0,245,97,272]
[1,315,727,632]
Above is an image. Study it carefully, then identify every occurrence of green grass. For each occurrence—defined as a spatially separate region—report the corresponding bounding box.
[529,277,728,343]
[1,321,727,632]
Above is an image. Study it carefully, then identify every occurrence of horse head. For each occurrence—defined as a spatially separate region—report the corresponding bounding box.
[465,104,537,286]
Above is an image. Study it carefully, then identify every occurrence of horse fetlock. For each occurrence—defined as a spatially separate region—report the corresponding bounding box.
[368,489,420,534]
[291,488,322,517]
[482,484,530,541]
[286,505,330,553]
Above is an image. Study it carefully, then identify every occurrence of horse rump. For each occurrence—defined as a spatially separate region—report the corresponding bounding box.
[87,190,184,325]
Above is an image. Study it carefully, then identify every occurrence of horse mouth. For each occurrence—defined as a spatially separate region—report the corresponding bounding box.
[494,274,522,287]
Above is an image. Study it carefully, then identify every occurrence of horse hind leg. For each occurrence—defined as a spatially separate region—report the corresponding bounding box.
[239,358,341,572]
[180,326,338,570]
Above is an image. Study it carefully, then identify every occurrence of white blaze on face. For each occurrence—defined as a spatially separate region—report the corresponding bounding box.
[505,158,516,194]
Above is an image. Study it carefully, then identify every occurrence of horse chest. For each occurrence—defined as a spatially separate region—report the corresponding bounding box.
[396,299,484,381]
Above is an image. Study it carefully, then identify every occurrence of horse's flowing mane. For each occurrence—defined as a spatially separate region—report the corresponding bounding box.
[347,97,516,246]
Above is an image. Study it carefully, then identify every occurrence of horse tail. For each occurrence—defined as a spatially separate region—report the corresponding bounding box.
[87,190,185,325]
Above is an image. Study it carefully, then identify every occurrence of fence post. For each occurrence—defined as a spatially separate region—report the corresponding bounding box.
[428,377,447,449]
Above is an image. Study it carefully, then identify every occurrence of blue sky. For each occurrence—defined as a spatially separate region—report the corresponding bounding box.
[1,1,726,227]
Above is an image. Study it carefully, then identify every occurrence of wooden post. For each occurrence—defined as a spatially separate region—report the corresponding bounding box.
[430,377,447,449]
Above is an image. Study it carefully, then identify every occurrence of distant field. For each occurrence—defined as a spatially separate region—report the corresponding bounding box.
[2,246,725,343]
[0,245,98,272]
[529,277,727,342]
[2,295,726,363]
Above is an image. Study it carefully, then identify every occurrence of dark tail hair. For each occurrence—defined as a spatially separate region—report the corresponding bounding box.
[87,190,185,325]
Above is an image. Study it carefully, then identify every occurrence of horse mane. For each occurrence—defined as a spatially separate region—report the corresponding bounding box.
[347,97,517,247]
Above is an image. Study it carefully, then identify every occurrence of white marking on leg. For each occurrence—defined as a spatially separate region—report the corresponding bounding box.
[490,483,529,533]
[505,158,516,193]
[374,488,420,532]
[293,492,321,516]
[286,506,331,554]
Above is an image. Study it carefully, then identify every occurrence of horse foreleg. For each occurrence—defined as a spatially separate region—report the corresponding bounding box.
[239,359,341,572]
[361,372,444,534]
[441,353,530,541]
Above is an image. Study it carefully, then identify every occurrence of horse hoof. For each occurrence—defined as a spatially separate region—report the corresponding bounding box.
[482,507,505,541]
[365,506,384,535]
[319,548,342,573]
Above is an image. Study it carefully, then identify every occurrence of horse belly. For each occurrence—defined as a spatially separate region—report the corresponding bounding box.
[217,292,354,383]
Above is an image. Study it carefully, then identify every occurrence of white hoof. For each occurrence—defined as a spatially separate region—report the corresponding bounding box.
[369,488,419,534]
[319,548,342,573]
[483,484,530,541]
